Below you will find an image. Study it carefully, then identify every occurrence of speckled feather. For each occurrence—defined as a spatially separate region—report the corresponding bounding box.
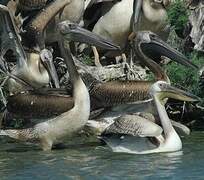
[18,0,47,10]
[23,0,70,47]
[90,80,152,109]
[0,128,40,141]
[7,92,74,118]
[103,114,163,137]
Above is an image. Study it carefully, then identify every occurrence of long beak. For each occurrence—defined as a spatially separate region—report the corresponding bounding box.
[0,5,28,66]
[57,21,121,50]
[40,49,60,88]
[160,84,201,102]
[140,34,198,70]
[132,0,142,32]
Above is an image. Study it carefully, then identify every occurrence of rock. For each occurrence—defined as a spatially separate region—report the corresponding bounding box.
[188,0,204,52]
[59,56,147,88]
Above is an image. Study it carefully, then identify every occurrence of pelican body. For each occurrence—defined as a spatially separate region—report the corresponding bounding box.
[89,31,197,110]
[92,0,171,50]
[101,81,200,154]
[0,20,119,151]
[5,31,197,119]
[16,0,85,44]
[17,0,84,23]
[7,50,58,94]
[46,0,85,44]
[0,5,60,94]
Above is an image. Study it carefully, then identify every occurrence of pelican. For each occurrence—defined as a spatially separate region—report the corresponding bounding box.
[89,31,197,110]
[5,31,197,119]
[15,0,85,44]
[85,113,191,138]
[91,0,171,66]
[100,81,200,154]
[16,0,84,23]
[0,4,60,94]
[0,20,119,151]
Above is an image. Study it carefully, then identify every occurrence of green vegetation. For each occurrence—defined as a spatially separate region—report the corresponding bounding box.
[165,0,204,103]
[82,55,94,66]
[166,52,204,100]
[167,0,189,33]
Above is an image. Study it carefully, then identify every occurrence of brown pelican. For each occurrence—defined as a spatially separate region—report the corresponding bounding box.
[16,0,84,23]
[15,0,85,45]
[100,81,200,154]
[5,31,197,119]
[85,113,191,138]
[91,0,172,66]
[89,31,198,110]
[0,20,119,151]
[0,4,60,94]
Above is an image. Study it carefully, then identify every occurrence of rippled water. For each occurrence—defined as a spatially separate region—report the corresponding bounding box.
[0,131,203,180]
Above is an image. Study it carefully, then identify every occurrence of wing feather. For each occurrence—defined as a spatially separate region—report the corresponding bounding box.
[103,114,163,137]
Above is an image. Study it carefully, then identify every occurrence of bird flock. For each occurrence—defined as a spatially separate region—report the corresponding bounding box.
[0,0,201,154]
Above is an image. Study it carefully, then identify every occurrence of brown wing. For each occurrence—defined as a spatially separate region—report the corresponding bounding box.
[103,114,163,137]
[7,92,74,119]
[90,80,152,109]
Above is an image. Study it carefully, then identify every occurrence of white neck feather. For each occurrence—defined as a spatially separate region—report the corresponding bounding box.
[142,0,168,23]
[153,95,182,151]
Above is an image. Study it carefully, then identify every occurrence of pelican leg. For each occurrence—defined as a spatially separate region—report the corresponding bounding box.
[126,0,142,74]
[40,138,53,151]
[92,46,102,67]
[122,54,140,80]
[121,53,127,63]
[115,56,121,64]
[129,48,134,69]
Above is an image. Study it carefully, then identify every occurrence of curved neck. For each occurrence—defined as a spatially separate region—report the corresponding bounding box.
[135,43,168,81]
[153,95,175,138]
[59,42,80,85]
[59,40,90,114]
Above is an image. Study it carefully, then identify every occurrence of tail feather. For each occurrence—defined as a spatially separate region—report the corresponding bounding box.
[0,128,36,141]
[0,130,9,136]
[0,129,20,140]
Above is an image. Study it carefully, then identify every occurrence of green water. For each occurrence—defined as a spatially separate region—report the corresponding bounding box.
[0,131,203,180]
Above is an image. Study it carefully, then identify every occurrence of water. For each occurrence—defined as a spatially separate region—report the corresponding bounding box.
[0,131,203,180]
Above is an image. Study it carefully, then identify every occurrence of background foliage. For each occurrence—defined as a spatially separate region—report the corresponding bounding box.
[165,0,204,103]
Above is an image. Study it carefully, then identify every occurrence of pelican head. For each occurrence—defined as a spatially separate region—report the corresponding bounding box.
[58,21,121,51]
[134,31,198,70]
[149,81,201,102]
[7,49,59,94]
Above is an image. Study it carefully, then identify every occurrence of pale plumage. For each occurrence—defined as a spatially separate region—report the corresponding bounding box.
[0,21,119,150]
[91,0,171,66]
[0,4,60,94]
[90,31,197,110]
[5,31,197,119]
[85,112,190,137]
[101,81,200,154]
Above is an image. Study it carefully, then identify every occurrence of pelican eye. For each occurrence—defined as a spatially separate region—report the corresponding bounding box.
[69,24,76,30]
[150,33,158,40]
